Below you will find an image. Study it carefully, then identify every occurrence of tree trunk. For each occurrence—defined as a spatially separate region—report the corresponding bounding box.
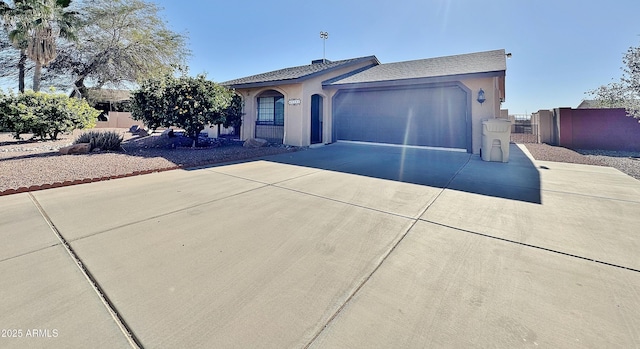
[32,61,42,92]
[70,77,88,99]
[18,50,27,93]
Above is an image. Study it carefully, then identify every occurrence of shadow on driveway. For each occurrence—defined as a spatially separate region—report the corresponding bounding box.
[259,142,542,204]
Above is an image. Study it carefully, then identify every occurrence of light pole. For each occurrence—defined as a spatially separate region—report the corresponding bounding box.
[320,31,328,62]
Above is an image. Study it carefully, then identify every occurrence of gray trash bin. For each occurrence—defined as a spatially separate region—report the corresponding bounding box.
[481,118,512,162]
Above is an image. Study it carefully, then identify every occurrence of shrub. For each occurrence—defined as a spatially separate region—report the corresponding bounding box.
[0,90,100,140]
[131,74,233,147]
[74,130,124,151]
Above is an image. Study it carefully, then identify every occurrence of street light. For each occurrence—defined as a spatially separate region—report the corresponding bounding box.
[320,31,328,62]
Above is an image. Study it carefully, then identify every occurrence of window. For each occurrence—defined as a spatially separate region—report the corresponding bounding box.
[257,91,284,126]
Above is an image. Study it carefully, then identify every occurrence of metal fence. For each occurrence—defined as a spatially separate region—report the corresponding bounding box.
[510,114,539,143]
[255,124,284,144]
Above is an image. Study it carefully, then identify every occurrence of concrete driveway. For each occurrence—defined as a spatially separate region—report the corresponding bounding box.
[1,142,639,348]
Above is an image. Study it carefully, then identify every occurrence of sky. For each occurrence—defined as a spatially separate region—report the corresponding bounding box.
[2,0,640,114]
[131,1,639,115]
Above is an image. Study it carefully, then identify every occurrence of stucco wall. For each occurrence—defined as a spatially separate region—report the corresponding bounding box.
[234,60,377,147]
[95,112,139,129]
[461,77,503,154]
[555,107,640,151]
[533,109,554,144]
[234,63,504,153]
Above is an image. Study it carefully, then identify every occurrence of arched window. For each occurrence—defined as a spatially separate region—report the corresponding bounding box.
[255,90,285,143]
[257,90,284,126]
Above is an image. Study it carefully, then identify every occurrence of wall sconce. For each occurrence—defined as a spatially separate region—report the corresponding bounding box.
[477,89,486,104]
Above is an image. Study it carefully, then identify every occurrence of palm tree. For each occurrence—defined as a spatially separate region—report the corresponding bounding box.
[1,1,30,92]
[0,0,77,92]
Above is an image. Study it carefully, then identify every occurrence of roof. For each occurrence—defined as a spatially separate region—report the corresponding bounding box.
[222,56,379,89]
[86,89,131,102]
[577,100,599,108]
[325,49,507,87]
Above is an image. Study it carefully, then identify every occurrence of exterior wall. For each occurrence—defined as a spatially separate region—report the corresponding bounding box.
[233,60,377,147]
[232,63,504,153]
[554,107,640,151]
[533,109,554,144]
[95,112,139,129]
[461,76,503,154]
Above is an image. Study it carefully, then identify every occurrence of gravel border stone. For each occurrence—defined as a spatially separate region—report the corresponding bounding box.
[0,129,298,195]
[523,143,640,180]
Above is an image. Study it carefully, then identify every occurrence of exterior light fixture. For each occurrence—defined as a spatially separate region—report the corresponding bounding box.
[477,89,486,104]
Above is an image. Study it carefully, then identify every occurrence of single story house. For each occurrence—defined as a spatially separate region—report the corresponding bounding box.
[223,49,507,154]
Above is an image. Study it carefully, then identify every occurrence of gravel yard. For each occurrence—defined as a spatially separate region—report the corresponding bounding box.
[2,129,639,195]
[0,128,297,193]
[524,143,640,180]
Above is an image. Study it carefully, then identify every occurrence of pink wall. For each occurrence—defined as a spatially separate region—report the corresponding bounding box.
[556,107,640,151]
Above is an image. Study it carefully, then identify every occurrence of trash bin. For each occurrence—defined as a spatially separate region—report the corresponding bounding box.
[481,118,512,162]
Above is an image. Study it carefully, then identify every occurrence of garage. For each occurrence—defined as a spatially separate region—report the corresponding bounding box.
[333,84,470,151]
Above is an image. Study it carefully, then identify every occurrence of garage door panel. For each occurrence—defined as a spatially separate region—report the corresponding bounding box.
[334,86,468,150]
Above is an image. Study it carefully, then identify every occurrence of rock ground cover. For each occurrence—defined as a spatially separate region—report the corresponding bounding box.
[0,128,297,194]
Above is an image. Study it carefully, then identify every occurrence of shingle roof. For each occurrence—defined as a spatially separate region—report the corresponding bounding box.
[222,56,379,88]
[326,49,507,86]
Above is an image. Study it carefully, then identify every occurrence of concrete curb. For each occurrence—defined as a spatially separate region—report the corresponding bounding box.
[0,165,182,197]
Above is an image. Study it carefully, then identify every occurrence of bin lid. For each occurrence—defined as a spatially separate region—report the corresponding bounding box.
[482,118,512,132]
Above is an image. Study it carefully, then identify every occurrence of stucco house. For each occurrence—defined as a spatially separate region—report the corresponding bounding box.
[223,49,507,154]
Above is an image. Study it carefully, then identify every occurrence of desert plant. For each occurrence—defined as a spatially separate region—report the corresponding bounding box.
[1,90,100,140]
[131,73,233,147]
[74,130,123,151]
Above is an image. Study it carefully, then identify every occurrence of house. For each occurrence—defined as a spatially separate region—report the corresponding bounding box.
[223,49,507,154]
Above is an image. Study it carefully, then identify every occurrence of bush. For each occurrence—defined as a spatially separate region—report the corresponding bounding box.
[131,73,233,147]
[74,130,124,151]
[0,90,100,140]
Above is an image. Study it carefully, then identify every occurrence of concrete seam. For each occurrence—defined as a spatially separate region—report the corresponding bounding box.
[303,155,473,348]
[68,184,270,243]
[424,220,640,273]
[539,188,640,204]
[0,243,60,264]
[28,193,144,349]
[205,166,327,186]
[303,217,419,349]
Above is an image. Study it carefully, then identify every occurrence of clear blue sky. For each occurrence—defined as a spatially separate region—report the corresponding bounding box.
[153,0,640,115]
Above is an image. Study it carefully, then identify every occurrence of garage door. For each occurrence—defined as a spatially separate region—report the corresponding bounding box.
[333,85,469,151]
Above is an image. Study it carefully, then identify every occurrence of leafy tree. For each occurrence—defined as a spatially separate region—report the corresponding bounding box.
[589,43,640,120]
[222,93,243,136]
[0,89,98,139]
[46,0,188,98]
[1,0,33,92]
[131,73,234,147]
[0,0,78,92]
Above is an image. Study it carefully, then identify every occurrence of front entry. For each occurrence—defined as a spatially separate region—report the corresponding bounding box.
[311,94,323,144]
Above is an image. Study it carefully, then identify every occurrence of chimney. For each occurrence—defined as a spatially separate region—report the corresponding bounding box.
[312,59,331,64]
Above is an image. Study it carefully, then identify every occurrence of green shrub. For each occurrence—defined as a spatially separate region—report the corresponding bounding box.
[0,90,100,140]
[74,130,124,151]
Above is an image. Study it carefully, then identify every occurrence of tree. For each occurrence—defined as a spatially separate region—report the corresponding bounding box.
[46,0,188,98]
[222,93,243,136]
[131,73,234,147]
[0,0,78,92]
[589,43,640,120]
[1,0,32,93]
[0,89,99,139]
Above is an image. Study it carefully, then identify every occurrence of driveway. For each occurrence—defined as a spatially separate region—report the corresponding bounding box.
[1,142,639,348]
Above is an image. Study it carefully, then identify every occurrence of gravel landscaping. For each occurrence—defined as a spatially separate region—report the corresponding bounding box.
[524,143,640,180]
[0,128,298,194]
[3,129,638,195]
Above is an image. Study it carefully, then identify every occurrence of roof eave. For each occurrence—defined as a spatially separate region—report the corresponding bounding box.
[323,70,505,89]
[224,55,380,89]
